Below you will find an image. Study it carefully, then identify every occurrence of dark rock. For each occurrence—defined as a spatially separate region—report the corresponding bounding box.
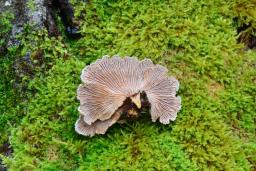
[1,0,81,51]
[0,142,13,171]
[66,25,81,39]
[48,0,82,38]
[0,0,46,48]
[0,143,12,158]
[44,0,60,37]
[236,22,256,49]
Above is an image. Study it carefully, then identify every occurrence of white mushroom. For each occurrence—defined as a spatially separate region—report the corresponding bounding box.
[75,55,181,136]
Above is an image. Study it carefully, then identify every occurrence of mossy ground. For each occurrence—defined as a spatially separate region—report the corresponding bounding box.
[0,0,256,170]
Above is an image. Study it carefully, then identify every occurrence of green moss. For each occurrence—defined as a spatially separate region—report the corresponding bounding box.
[78,129,196,170]
[172,89,250,170]
[0,11,17,144]
[1,0,256,170]
[0,11,14,52]
[4,58,196,170]
[233,0,256,46]
[0,28,69,145]
[3,59,84,170]
[0,55,17,144]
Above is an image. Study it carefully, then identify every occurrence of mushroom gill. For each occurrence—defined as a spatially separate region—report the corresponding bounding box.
[75,55,181,137]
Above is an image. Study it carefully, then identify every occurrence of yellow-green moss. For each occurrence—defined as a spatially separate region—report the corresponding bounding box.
[1,0,256,170]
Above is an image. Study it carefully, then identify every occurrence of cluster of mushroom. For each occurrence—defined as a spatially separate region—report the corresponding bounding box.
[75,55,181,136]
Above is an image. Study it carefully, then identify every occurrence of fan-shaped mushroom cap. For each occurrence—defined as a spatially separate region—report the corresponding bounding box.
[75,109,122,137]
[75,55,181,136]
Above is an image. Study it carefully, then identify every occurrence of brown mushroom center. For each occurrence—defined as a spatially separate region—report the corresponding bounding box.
[117,92,149,119]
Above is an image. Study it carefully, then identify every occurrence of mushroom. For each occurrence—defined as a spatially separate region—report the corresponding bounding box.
[75,55,181,137]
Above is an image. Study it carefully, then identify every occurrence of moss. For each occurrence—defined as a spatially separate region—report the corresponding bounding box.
[233,0,256,48]
[0,54,17,145]
[78,127,196,170]
[0,11,14,54]
[0,27,69,145]
[0,11,18,144]
[3,59,84,170]
[1,0,256,170]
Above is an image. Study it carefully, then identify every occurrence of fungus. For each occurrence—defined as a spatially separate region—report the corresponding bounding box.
[75,55,181,136]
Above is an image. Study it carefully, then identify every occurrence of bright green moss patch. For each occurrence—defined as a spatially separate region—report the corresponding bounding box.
[1,0,256,170]
[4,59,84,170]
[0,28,69,145]
[0,13,17,144]
[0,55,17,145]
[78,124,196,170]
[172,89,250,170]
[4,58,196,170]
[0,11,14,53]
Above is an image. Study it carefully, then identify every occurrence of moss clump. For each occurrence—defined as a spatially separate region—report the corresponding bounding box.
[0,11,16,145]
[0,28,69,145]
[0,11,14,54]
[1,0,256,170]
[233,0,256,48]
[4,58,196,170]
[3,59,84,170]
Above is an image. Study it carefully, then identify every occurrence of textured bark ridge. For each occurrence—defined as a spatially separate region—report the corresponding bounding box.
[75,55,181,137]
[1,0,80,50]
[45,0,81,38]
